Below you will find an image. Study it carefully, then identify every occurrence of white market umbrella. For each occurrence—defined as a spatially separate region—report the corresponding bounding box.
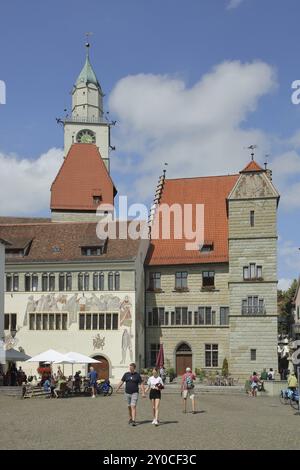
[26,349,71,363]
[64,352,102,364]
[53,352,101,378]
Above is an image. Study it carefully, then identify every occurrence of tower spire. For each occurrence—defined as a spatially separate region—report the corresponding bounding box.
[85,32,93,58]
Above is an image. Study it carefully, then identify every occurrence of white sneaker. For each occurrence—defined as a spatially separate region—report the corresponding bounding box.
[92,395,95,398]
[152,419,156,424]
[154,420,159,426]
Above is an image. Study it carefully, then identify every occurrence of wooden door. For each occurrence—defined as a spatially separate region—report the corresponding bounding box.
[176,354,192,376]
[89,356,109,380]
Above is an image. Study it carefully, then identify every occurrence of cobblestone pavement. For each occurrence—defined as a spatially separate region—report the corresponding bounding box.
[0,392,299,450]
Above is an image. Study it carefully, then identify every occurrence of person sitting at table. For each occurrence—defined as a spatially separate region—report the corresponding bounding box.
[74,371,82,393]
[43,378,51,394]
[54,376,67,398]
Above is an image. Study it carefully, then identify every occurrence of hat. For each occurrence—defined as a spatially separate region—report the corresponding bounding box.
[186,367,191,372]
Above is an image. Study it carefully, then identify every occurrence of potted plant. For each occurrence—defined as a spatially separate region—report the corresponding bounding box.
[222,358,229,378]
[167,368,176,383]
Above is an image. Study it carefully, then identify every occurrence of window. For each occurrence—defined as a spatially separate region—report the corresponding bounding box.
[298,306,300,320]
[79,313,119,330]
[242,296,265,315]
[25,274,38,292]
[49,274,55,292]
[42,274,48,291]
[243,264,263,280]
[41,273,56,291]
[106,314,112,330]
[250,349,257,361]
[59,274,65,291]
[174,307,191,326]
[250,210,255,227]
[108,272,114,291]
[200,244,214,253]
[93,272,104,291]
[84,273,89,291]
[78,273,89,291]
[81,246,103,256]
[149,272,161,290]
[220,307,229,325]
[99,314,105,329]
[150,343,160,367]
[6,275,19,292]
[175,272,188,289]
[205,344,218,367]
[29,313,67,331]
[112,313,118,330]
[202,271,215,288]
[66,273,72,291]
[194,307,215,325]
[4,313,17,331]
[114,272,120,291]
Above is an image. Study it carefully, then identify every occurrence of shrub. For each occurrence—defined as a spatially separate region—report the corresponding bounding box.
[222,358,229,377]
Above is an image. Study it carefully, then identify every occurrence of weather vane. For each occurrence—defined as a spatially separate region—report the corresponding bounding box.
[247,144,257,161]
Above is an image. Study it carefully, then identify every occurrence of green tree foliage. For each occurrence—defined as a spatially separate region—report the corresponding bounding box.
[278,279,298,334]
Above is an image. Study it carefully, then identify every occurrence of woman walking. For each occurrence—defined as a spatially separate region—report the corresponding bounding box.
[145,368,164,426]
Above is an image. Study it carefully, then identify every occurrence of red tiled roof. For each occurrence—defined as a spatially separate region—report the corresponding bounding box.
[241,160,263,173]
[51,144,117,211]
[146,174,239,266]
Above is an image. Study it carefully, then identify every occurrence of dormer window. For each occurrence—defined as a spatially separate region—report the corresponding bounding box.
[81,246,104,256]
[200,243,214,253]
[5,238,32,258]
[93,195,102,205]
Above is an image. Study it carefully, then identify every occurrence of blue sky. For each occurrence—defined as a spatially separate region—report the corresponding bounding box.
[0,0,300,286]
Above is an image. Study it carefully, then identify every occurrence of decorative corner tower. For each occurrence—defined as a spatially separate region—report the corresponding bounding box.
[227,154,280,378]
[63,42,111,171]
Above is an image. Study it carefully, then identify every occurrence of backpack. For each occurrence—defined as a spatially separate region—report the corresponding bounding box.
[185,374,194,390]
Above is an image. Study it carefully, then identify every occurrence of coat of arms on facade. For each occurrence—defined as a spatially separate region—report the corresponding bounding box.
[93,334,105,350]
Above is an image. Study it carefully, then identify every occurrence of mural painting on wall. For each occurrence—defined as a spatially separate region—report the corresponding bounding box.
[23,293,126,326]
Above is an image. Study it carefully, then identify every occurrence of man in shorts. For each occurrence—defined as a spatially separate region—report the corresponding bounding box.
[116,363,145,426]
[181,367,196,414]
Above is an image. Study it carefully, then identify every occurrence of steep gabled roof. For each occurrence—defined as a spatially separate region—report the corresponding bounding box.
[51,144,117,211]
[241,159,264,173]
[146,174,239,266]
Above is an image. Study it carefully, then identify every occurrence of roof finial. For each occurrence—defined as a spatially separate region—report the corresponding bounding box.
[163,162,168,179]
[264,154,270,170]
[247,144,257,161]
[85,32,93,57]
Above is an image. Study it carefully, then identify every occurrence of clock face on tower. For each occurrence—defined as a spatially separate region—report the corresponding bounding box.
[76,129,96,144]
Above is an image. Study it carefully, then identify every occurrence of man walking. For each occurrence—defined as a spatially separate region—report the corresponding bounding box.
[181,367,196,414]
[116,363,145,426]
[88,366,98,398]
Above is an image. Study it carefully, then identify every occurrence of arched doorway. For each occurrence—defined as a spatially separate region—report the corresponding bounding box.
[89,356,109,380]
[176,343,192,376]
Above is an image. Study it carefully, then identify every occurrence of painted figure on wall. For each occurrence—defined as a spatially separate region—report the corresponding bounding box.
[120,328,133,364]
[120,296,132,327]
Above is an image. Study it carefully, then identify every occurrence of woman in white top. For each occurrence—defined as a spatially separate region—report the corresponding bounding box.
[145,368,164,426]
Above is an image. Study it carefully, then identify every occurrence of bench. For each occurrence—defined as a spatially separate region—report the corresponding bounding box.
[23,385,51,399]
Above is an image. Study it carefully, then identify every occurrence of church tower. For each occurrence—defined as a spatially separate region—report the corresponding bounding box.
[63,42,110,171]
[51,43,117,222]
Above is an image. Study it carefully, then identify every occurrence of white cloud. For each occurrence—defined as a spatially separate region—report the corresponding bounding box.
[109,61,276,201]
[0,148,63,216]
[226,0,244,10]
[271,151,300,210]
